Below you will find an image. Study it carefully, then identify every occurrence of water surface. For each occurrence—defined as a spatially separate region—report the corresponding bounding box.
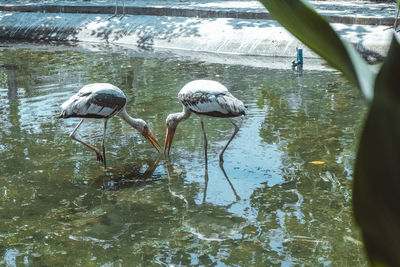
[0,44,368,266]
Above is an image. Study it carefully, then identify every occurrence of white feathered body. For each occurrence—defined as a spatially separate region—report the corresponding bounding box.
[178,80,247,118]
[60,83,126,119]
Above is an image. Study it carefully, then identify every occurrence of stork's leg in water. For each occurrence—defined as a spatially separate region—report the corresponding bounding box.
[108,0,126,20]
[219,119,240,164]
[121,0,125,17]
[202,169,210,203]
[200,118,208,171]
[200,118,209,203]
[69,119,104,163]
[102,119,108,168]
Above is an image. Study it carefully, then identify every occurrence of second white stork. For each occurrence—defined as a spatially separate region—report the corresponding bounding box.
[164,80,247,167]
[59,83,161,168]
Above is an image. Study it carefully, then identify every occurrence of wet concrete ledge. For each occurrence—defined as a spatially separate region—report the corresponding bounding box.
[0,3,398,64]
[0,4,397,26]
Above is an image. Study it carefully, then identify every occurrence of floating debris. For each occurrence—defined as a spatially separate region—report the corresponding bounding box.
[310,161,325,165]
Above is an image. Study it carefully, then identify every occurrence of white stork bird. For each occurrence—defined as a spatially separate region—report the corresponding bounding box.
[164,80,247,167]
[59,83,161,168]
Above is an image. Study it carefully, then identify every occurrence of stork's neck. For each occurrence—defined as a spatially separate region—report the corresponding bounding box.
[119,108,146,133]
[177,106,192,121]
[175,106,192,122]
[169,106,191,127]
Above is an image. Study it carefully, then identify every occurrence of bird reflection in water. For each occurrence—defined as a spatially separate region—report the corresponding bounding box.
[165,161,246,242]
[165,158,240,207]
[91,156,161,191]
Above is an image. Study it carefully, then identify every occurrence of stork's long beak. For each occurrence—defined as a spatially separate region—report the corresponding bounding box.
[142,127,161,152]
[164,126,176,155]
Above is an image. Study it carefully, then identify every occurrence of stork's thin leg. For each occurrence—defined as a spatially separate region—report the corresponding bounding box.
[102,119,108,168]
[203,169,209,203]
[200,118,208,171]
[114,0,118,16]
[108,0,119,19]
[219,119,240,164]
[109,0,125,20]
[69,119,104,163]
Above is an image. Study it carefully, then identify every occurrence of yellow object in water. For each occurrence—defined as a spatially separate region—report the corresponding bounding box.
[310,161,325,165]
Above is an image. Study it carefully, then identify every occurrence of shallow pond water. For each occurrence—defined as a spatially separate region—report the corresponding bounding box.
[0,43,368,266]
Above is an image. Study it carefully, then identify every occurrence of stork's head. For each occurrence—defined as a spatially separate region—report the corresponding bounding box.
[164,114,179,155]
[119,109,161,153]
[138,120,161,153]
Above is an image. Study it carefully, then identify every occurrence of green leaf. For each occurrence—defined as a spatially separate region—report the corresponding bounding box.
[259,0,375,101]
[353,36,400,266]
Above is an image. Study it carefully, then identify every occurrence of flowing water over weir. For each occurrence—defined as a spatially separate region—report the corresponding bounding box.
[0,0,398,61]
[0,43,368,265]
[0,10,304,57]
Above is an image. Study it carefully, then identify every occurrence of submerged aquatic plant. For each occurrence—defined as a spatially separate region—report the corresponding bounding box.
[258,0,400,265]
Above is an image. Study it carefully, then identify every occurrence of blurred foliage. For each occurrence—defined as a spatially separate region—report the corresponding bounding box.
[259,0,400,265]
[258,0,375,101]
[353,39,400,266]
